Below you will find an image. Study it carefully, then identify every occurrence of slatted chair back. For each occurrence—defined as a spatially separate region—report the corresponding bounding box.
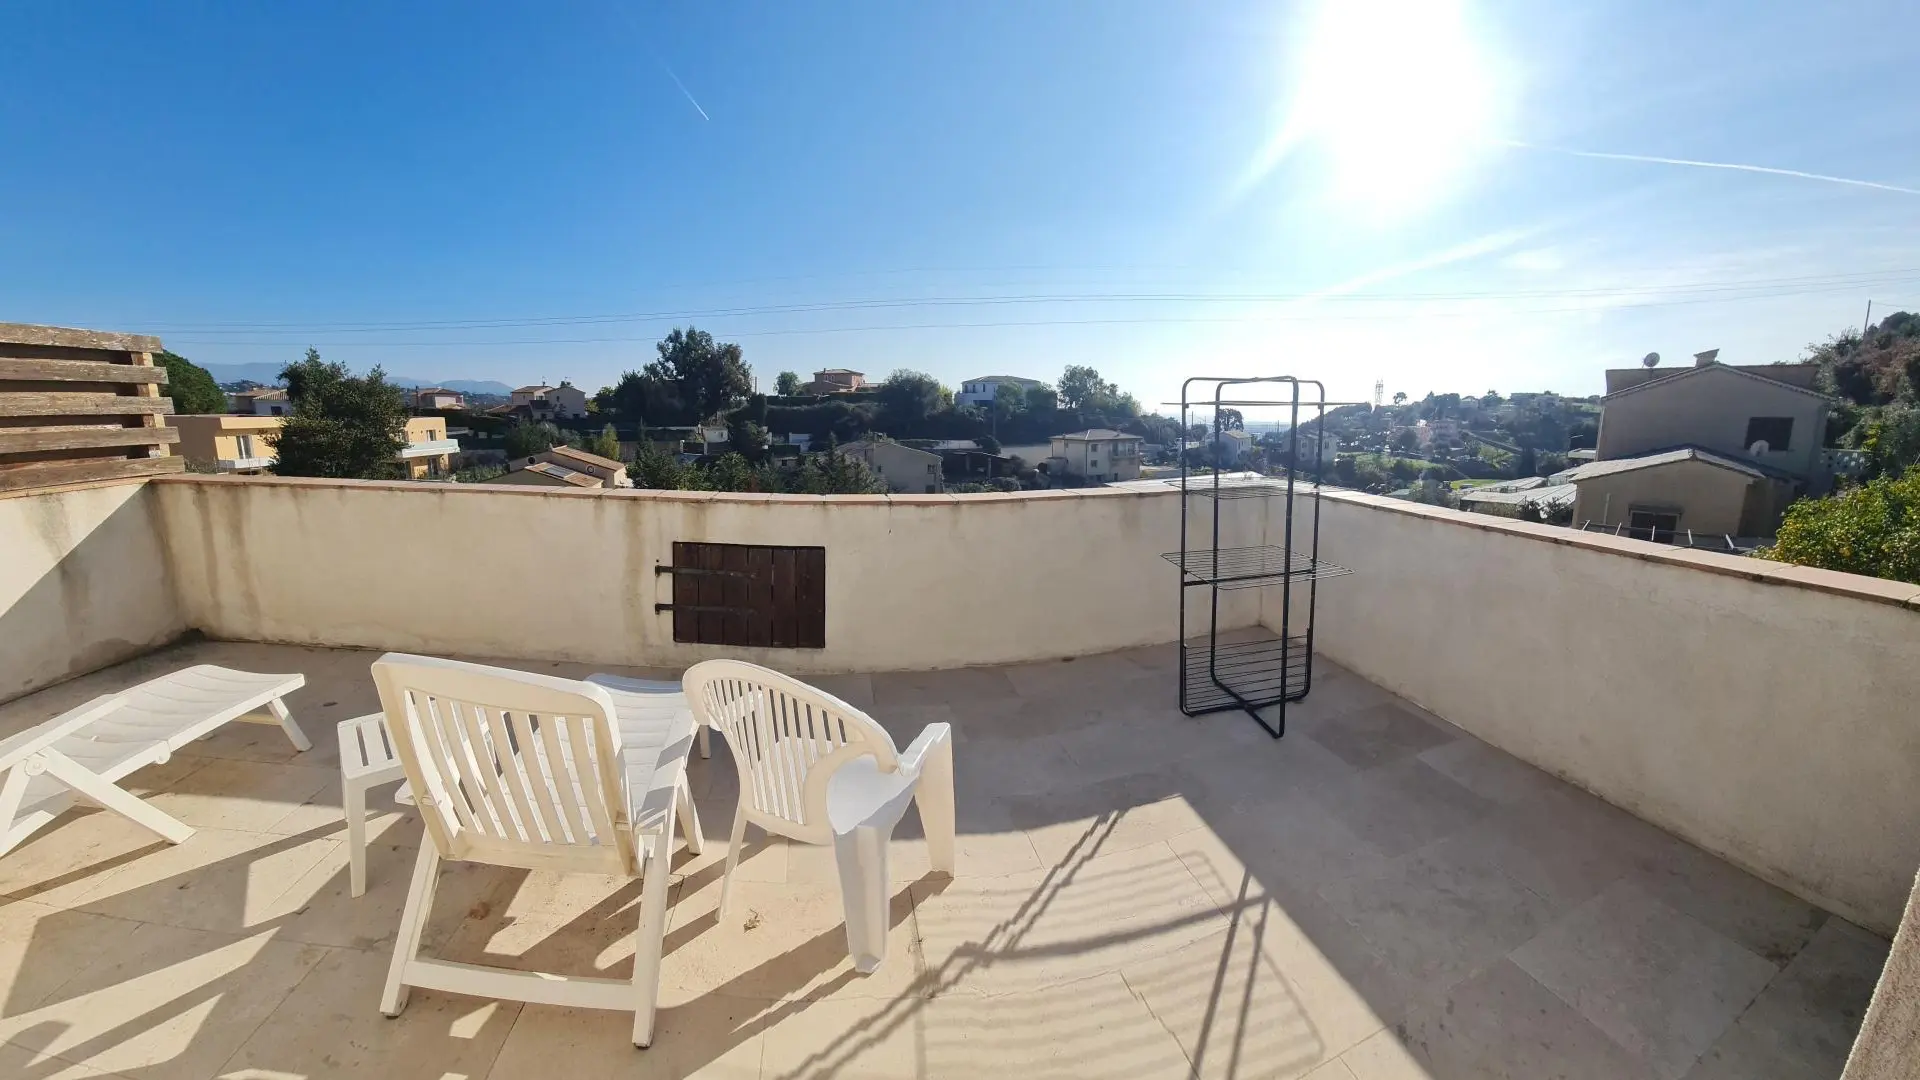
[372,654,636,875]
[681,659,900,846]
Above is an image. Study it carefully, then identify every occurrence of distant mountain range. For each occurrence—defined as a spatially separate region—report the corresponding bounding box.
[201,363,513,397]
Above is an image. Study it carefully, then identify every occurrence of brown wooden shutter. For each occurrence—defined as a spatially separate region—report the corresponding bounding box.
[658,542,825,648]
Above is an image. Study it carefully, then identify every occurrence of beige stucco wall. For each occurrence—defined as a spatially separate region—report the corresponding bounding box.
[1273,491,1920,934]
[150,476,1271,675]
[165,414,282,466]
[0,482,185,703]
[852,442,943,493]
[1570,458,1762,534]
[1843,868,1920,1078]
[1597,366,1827,478]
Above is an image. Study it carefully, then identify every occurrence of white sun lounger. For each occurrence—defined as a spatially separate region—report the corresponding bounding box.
[0,665,312,856]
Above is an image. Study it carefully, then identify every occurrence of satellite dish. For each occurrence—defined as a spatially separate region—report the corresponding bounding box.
[1749,440,1770,455]
[1641,352,1660,368]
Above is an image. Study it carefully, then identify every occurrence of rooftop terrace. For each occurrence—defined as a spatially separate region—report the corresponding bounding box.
[3,472,1918,1078]
[0,637,1891,1079]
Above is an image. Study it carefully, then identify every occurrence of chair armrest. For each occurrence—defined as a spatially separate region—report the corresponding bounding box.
[895,722,952,780]
[0,694,127,770]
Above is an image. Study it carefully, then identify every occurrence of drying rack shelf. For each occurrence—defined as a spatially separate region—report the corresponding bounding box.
[1162,545,1354,589]
[1159,476,1294,500]
[1180,637,1311,713]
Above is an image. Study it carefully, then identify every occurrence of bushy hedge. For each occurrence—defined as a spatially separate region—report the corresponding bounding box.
[1760,467,1920,584]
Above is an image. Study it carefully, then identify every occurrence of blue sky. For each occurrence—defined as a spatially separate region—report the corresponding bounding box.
[4,1,1918,408]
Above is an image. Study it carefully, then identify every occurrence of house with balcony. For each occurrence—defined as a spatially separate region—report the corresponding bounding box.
[842,437,942,493]
[397,416,460,479]
[1,323,1917,1079]
[1049,428,1143,483]
[954,374,1042,409]
[165,414,283,473]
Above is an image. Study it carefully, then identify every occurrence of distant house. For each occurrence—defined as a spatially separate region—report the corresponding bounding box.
[504,382,589,420]
[166,414,284,473]
[492,444,631,490]
[801,369,866,395]
[397,416,460,479]
[1586,356,1833,535]
[954,375,1042,409]
[413,387,465,411]
[230,388,290,416]
[1049,429,1143,483]
[1216,429,1255,465]
[843,439,942,493]
[1416,418,1460,448]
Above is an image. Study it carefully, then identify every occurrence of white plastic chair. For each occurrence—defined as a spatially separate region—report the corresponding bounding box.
[681,659,955,973]
[371,654,702,1047]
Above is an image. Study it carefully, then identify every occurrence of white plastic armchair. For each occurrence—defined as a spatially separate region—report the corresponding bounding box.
[370,654,702,1047]
[681,659,954,973]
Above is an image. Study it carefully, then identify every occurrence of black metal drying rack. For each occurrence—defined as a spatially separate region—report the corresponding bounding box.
[1166,376,1356,738]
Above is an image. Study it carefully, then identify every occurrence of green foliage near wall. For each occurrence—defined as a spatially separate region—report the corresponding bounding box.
[155,350,227,414]
[269,349,408,479]
[1760,466,1920,584]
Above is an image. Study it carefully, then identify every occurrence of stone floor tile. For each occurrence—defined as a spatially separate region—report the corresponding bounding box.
[488,998,767,1079]
[660,875,923,1005]
[68,828,341,934]
[0,922,328,1080]
[1358,960,1651,1080]
[870,667,1018,710]
[1309,703,1456,772]
[1440,801,1631,914]
[141,758,335,834]
[440,865,652,981]
[0,811,176,908]
[1684,917,1889,1079]
[785,826,1042,885]
[755,995,923,1080]
[216,946,519,1080]
[1304,757,1494,860]
[1619,830,1831,967]
[0,900,144,1015]
[1316,831,1559,1010]
[273,841,517,954]
[914,971,1197,1079]
[1416,737,1567,807]
[0,1040,126,1079]
[1164,729,1358,820]
[912,840,1226,998]
[807,671,875,710]
[1121,910,1390,1080]
[1167,793,1390,914]
[1511,881,1779,1079]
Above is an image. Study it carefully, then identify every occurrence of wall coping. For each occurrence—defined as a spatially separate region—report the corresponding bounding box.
[139,473,1920,612]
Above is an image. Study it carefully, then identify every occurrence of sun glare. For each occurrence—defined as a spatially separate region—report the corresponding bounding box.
[1257,0,1502,217]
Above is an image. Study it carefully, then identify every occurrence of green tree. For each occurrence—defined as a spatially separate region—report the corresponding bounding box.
[645,327,751,421]
[270,349,408,479]
[876,370,949,432]
[1024,383,1058,414]
[1216,408,1244,431]
[628,440,688,489]
[1389,428,1420,454]
[978,434,1002,454]
[728,419,770,463]
[1058,365,1108,410]
[1392,391,1408,406]
[1760,467,1920,584]
[585,424,622,462]
[505,420,563,458]
[775,371,802,396]
[155,350,226,414]
[993,382,1028,422]
[1514,444,1537,477]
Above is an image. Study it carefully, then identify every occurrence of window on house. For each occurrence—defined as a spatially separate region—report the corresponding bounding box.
[234,435,254,459]
[926,463,936,474]
[1744,417,1793,451]
[1628,509,1679,542]
[658,542,826,648]
[874,464,884,474]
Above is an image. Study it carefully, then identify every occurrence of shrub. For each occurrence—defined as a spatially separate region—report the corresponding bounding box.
[1759,467,1920,584]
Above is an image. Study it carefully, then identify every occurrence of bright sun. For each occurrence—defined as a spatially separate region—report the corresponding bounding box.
[1254,0,1502,217]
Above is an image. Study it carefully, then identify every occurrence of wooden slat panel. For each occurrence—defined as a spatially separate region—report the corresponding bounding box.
[697,543,725,646]
[0,456,183,492]
[770,548,798,648]
[0,426,178,454]
[0,323,162,353]
[0,358,168,384]
[796,548,826,648]
[0,392,174,417]
[720,544,750,647]
[745,546,773,648]
[671,542,696,644]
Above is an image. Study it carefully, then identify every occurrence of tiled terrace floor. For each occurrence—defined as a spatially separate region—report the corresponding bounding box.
[0,639,1889,1079]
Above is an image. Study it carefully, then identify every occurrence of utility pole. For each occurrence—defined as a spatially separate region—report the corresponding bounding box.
[1862,300,1874,337]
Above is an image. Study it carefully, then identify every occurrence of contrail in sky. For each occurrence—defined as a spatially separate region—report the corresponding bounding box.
[662,64,709,121]
[1506,141,1920,197]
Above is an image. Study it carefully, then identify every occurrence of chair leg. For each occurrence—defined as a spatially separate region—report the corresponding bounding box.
[0,767,31,859]
[718,801,747,918]
[916,739,957,875]
[345,778,369,898]
[675,776,704,856]
[698,723,711,759]
[833,824,891,974]
[381,841,441,1017]
[38,752,195,846]
[268,697,313,752]
[631,818,675,1047]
